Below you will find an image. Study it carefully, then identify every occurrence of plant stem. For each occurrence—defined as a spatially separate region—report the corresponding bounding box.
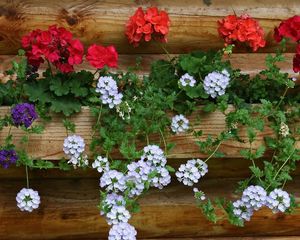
[25,165,29,188]
[91,105,103,138]
[159,42,172,61]
[46,59,53,77]
[146,134,149,145]
[159,128,167,153]
[205,141,222,163]
[266,149,295,190]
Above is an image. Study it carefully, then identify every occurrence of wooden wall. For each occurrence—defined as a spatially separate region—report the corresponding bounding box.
[0,0,300,239]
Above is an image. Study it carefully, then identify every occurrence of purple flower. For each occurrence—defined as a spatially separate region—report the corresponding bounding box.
[0,149,18,168]
[11,103,38,128]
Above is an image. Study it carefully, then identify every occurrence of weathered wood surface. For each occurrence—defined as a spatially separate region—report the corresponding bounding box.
[1,53,300,79]
[2,105,298,161]
[1,177,300,239]
[0,0,300,54]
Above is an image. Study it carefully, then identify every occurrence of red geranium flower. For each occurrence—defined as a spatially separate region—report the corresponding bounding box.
[86,44,118,69]
[218,14,266,51]
[125,7,170,47]
[274,15,300,43]
[21,25,84,73]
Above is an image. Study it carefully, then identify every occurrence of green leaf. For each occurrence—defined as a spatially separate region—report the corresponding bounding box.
[24,80,51,103]
[50,77,70,96]
[249,166,264,178]
[254,145,266,159]
[34,160,55,169]
[203,102,216,113]
[50,97,82,116]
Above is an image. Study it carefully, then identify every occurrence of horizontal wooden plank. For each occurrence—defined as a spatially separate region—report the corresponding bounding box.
[1,54,299,81]
[142,238,300,240]
[0,0,299,54]
[2,105,298,161]
[1,177,300,239]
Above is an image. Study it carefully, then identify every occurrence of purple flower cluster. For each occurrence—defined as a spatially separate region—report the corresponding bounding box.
[11,103,38,128]
[0,149,18,168]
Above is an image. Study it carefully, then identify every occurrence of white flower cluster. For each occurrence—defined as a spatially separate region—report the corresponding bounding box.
[100,170,126,193]
[16,188,40,212]
[176,159,208,186]
[266,188,291,213]
[98,145,170,237]
[63,135,88,168]
[116,101,132,120]
[179,73,196,87]
[108,223,137,240]
[203,69,230,98]
[92,156,109,173]
[279,122,289,137]
[171,114,189,134]
[96,76,123,108]
[233,186,291,222]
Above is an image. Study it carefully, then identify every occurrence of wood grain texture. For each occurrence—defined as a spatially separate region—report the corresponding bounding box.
[2,105,299,161]
[1,177,300,239]
[0,0,299,54]
[1,53,300,79]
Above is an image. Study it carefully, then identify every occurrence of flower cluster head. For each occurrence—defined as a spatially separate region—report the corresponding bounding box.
[141,145,167,167]
[108,223,137,240]
[279,122,289,137]
[141,145,171,189]
[11,103,38,128]
[22,25,84,73]
[241,185,267,210]
[63,135,87,167]
[92,156,109,173]
[86,44,118,69]
[0,149,18,169]
[274,16,300,72]
[203,69,230,98]
[266,189,291,213]
[100,193,126,215]
[232,199,254,221]
[96,76,123,108]
[106,205,131,225]
[176,159,208,186]
[179,73,196,87]
[16,188,40,212]
[100,170,126,193]
[126,160,151,197]
[233,185,266,222]
[125,7,170,46]
[218,14,266,51]
[171,114,189,134]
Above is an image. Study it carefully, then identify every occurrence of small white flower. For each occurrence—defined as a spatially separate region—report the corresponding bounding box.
[171,114,189,134]
[108,222,137,240]
[100,170,126,192]
[176,159,208,186]
[233,199,253,221]
[266,188,291,213]
[203,70,230,98]
[106,205,131,225]
[241,185,267,210]
[16,188,40,212]
[179,73,196,87]
[92,156,109,173]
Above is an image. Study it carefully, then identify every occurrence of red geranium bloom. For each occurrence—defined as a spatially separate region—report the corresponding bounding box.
[218,14,266,51]
[21,25,84,73]
[86,44,118,69]
[274,16,300,43]
[125,7,170,47]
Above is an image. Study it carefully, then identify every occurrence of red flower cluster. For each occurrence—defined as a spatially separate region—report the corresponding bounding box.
[86,44,118,69]
[22,25,84,73]
[274,16,300,72]
[218,14,266,52]
[125,7,170,46]
[274,16,300,42]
